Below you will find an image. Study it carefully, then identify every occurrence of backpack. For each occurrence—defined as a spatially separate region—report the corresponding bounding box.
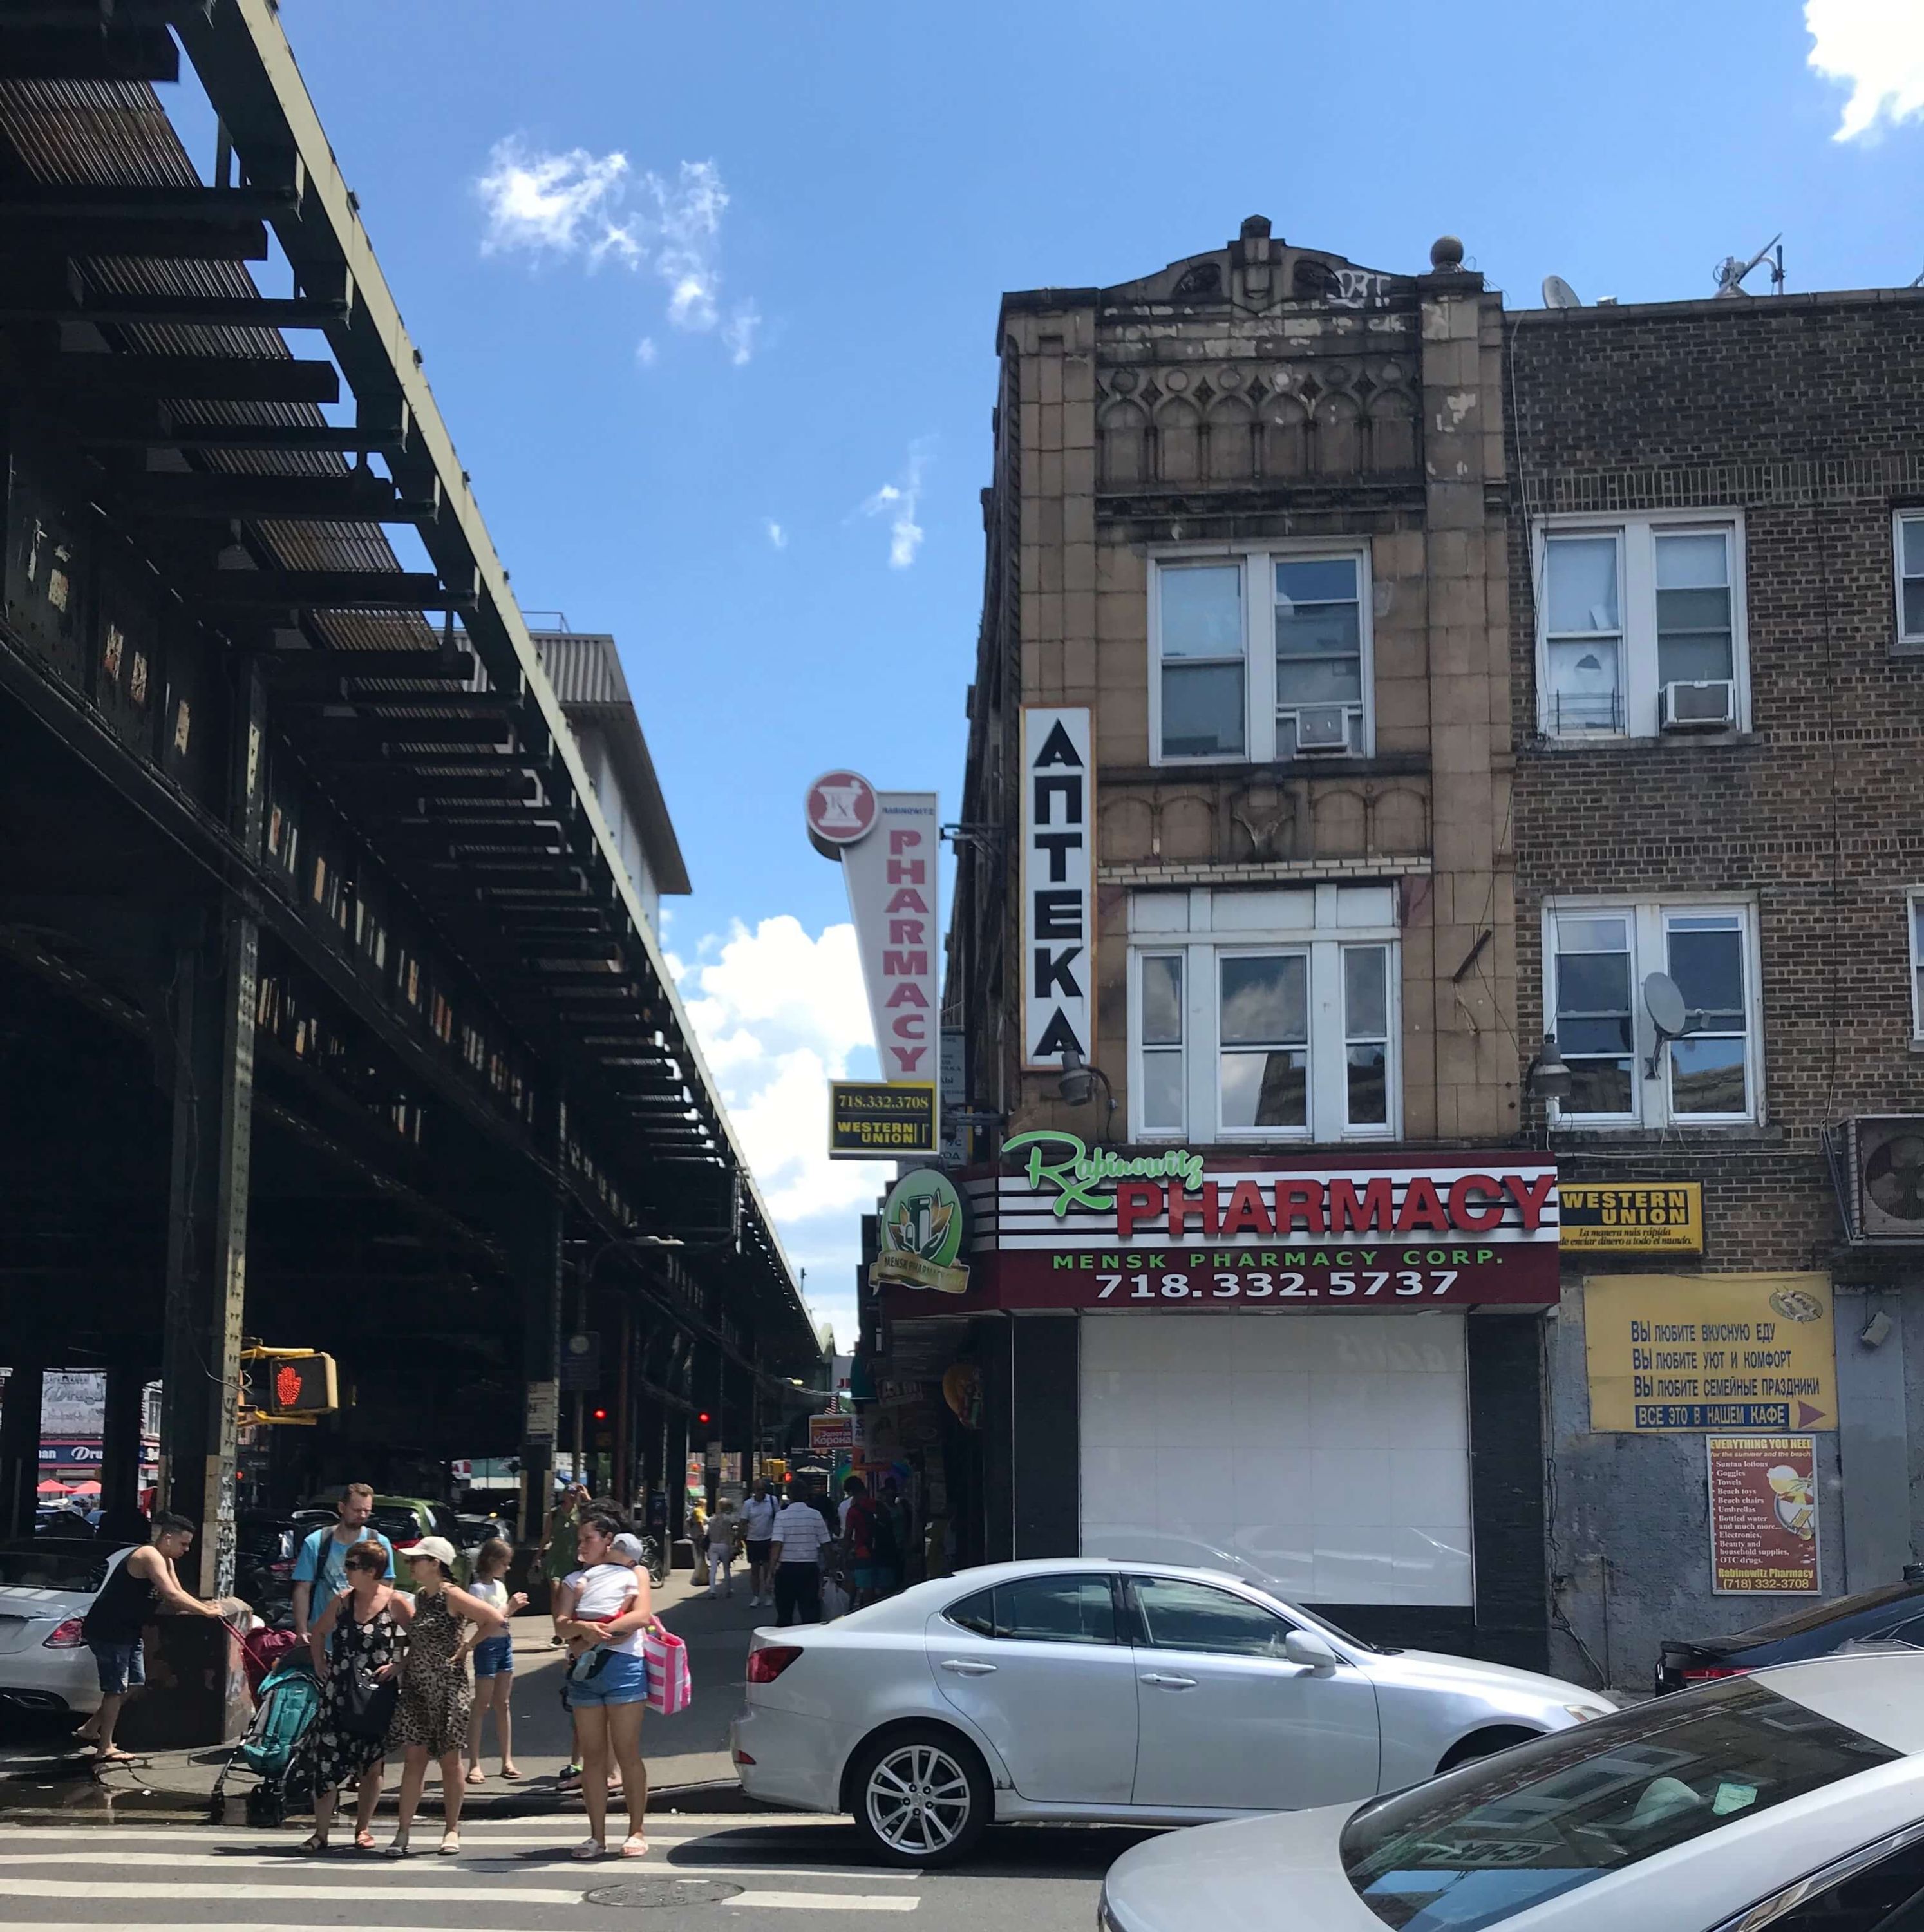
[849,1494,894,1562]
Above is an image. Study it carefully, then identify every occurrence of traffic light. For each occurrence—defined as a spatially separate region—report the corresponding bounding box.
[697,1411,712,1427]
[592,1408,608,1423]
[260,1352,338,1418]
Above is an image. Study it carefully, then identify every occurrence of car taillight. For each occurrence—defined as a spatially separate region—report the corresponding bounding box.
[42,1618,84,1649]
[733,1748,757,1765]
[270,1560,295,1577]
[747,1645,803,1684]
[1683,1665,1747,1682]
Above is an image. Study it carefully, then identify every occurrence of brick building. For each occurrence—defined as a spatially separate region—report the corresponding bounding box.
[1508,287,1924,1685]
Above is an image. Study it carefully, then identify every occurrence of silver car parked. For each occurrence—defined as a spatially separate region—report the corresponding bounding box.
[730,1558,1612,1866]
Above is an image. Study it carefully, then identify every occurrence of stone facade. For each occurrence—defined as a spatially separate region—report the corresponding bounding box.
[952,220,1520,1153]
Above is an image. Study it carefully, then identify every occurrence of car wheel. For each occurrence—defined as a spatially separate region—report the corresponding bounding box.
[1436,1725,1540,1774]
[848,1724,990,1868]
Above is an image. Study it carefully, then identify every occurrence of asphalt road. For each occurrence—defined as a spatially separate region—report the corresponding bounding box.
[0,1809,1158,1929]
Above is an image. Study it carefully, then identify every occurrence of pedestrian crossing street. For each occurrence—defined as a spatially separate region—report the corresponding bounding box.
[0,1813,927,1921]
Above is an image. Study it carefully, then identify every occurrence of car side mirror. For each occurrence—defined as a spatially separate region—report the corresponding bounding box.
[1284,1629,1339,1672]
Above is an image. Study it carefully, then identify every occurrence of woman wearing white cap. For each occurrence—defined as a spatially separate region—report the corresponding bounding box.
[382,1536,505,1857]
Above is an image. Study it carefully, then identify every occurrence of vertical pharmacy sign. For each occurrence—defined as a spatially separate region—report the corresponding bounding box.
[1022,708,1094,1069]
[806,770,941,1154]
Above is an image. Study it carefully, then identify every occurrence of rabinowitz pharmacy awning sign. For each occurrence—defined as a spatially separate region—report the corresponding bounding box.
[879,1133,1561,1314]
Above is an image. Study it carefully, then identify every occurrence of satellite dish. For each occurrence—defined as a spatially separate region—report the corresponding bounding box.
[1644,972,1688,1039]
[1542,274,1583,309]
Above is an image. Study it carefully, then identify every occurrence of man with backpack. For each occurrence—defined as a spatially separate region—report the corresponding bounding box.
[839,1477,896,1610]
[290,1483,395,1638]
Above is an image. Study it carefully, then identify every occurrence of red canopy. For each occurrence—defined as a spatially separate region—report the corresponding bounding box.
[35,1480,70,1496]
[68,1481,101,1497]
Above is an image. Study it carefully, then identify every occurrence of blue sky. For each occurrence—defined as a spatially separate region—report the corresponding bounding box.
[252,1,1922,1344]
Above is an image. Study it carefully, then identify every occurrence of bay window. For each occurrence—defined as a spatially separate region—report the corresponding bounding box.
[1546,900,1762,1128]
[1151,545,1373,764]
[1129,885,1399,1141]
[1534,514,1747,739]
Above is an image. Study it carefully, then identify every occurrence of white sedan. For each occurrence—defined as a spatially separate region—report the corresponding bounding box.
[0,1539,133,1721]
[729,1558,1612,1865]
[1099,1651,1924,1932]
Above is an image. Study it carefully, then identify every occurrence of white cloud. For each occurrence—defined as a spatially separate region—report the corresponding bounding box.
[1806,0,1924,139]
[476,137,638,264]
[860,439,932,569]
[764,518,788,550]
[722,301,762,365]
[674,916,889,1344]
[476,144,761,361]
[635,337,657,367]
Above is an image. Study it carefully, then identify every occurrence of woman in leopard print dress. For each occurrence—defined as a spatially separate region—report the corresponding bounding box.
[381,1539,505,1856]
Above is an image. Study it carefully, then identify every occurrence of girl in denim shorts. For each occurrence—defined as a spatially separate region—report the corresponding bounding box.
[464,1539,527,1783]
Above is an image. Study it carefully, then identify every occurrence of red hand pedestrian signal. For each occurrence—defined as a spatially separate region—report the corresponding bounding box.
[253,1351,339,1418]
[276,1365,303,1407]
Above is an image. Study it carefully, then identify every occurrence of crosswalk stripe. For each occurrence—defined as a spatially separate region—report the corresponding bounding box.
[0,1852,913,1883]
[0,1880,589,1904]
[731,1895,917,1913]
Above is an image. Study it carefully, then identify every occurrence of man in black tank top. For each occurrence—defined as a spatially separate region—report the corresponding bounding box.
[77,1511,224,1763]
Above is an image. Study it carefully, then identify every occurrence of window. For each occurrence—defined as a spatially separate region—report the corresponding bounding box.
[1127,1577,1290,1658]
[1899,512,1924,647]
[1275,558,1364,756]
[942,1577,1117,1646]
[1910,894,1924,1041]
[1157,562,1245,758]
[1129,885,1399,1142]
[1341,1679,1898,1932]
[1534,515,1746,739]
[1152,545,1373,764]
[1748,1831,1924,1932]
[1545,901,1761,1128]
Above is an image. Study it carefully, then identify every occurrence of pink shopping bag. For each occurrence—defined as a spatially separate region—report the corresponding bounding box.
[645,1627,693,1715]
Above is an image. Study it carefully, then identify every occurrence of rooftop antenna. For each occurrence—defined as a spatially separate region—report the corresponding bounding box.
[1713,234,1784,298]
[1541,274,1583,309]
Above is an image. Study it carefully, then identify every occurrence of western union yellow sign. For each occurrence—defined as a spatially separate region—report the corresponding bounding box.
[1560,1183,1703,1253]
[1585,1273,1834,1432]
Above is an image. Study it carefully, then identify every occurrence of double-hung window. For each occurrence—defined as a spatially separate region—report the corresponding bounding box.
[1129,885,1399,1141]
[1151,545,1373,764]
[1907,893,1924,1042]
[1545,900,1762,1128]
[1535,514,1746,739]
[1897,512,1924,647]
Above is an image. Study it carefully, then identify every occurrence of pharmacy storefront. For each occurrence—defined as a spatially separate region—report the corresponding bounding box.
[878,1139,1561,1665]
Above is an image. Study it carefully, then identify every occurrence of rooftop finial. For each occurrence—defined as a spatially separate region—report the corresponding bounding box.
[1240,214,1272,242]
[1430,234,1465,271]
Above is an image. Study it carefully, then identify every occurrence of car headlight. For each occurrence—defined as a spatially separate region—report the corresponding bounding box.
[1563,1701,1610,1722]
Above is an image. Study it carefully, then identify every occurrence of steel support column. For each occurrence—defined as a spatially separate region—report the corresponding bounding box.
[0,1360,42,1540]
[156,663,264,1599]
[100,1365,147,1542]
[511,1174,565,1544]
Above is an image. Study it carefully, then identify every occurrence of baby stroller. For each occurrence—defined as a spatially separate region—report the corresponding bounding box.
[209,1649,321,1827]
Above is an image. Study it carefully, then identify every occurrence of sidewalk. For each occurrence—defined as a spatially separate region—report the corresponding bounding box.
[0,1567,777,1824]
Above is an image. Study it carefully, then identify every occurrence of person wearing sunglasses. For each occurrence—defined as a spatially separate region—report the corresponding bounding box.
[297,1542,414,1853]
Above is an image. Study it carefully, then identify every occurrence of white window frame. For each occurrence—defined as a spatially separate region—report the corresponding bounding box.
[1542,896,1764,1130]
[1148,542,1375,767]
[1127,886,1401,1142]
[1907,890,1924,1042]
[1897,511,1924,648]
[1532,511,1750,741]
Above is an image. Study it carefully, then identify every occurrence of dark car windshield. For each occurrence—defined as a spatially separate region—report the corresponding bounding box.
[0,1544,126,1591]
[369,1508,423,1542]
[1342,1678,1896,1932]
[1719,1581,1924,1647]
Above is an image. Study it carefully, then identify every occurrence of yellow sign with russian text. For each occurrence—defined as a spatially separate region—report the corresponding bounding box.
[1585,1273,1834,1432]
[1560,1183,1703,1253]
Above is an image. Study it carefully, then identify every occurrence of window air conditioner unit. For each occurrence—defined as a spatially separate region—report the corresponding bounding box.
[1292,706,1352,753]
[1849,1116,1924,1242]
[1659,680,1736,731]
